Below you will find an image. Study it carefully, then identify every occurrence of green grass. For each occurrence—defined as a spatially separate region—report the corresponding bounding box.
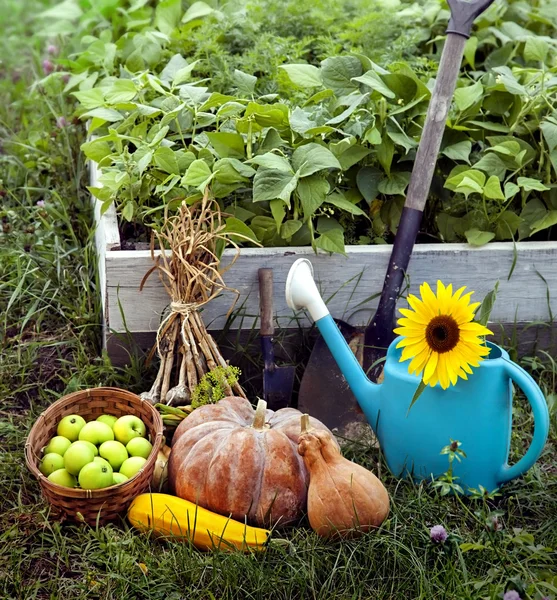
[0,1,556,599]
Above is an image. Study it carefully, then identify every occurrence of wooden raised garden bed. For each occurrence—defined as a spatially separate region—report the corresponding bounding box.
[91,163,557,366]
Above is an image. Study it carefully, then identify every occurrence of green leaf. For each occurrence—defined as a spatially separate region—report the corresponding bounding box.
[122,202,135,223]
[292,143,341,178]
[489,141,521,156]
[492,67,527,95]
[326,192,367,217]
[352,70,395,98]
[81,139,112,163]
[304,89,335,106]
[281,220,303,239]
[442,140,472,164]
[457,176,484,197]
[104,79,137,104]
[356,166,382,204]
[454,81,483,112]
[40,0,82,20]
[173,60,201,85]
[213,158,253,184]
[483,176,505,200]
[297,176,329,217]
[153,147,180,175]
[517,177,550,192]
[233,69,257,96]
[465,229,495,246]
[530,211,557,235]
[81,107,123,122]
[387,130,417,154]
[504,182,520,199]
[460,542,490,553]
[134,148,153,174]
[199,93,238,111]
[406,380,427,415]
[326,93,369,126]
[253,169,298,205]
[315,228,346,255]
[279,64,322,88]
[182,1,214,24]
[446,169,486,191]
[206,132,245,159]
[364,127,382,145]
[248,153,292,172]
[376,136,394,176]
[72,88,104,110]
[495,211,522,240]
[473,153,508,179]
[378,172,411,195]
[243,102,289,129]
[223,217,258,244]
[540,118,557,153]
[381,74,417,103]
[334,144,372,170]
[182,159,213,191]
[464,36,478,69]
[524,37,549,62]
[155,0,181,35]
[270,199,286,230]
[320,56,362,96]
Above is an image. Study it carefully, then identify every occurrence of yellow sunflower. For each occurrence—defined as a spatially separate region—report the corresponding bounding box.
[394,281,493,390]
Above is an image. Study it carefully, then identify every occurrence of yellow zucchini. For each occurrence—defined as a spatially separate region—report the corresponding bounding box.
[127,493,270,552]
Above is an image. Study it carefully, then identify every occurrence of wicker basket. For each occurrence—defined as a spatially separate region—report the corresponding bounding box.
[25,387,163,525]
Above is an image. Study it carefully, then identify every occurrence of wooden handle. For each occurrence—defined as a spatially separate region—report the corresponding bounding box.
[258,268,274,336]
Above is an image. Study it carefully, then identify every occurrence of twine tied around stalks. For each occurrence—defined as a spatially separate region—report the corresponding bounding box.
[139,190,256,406]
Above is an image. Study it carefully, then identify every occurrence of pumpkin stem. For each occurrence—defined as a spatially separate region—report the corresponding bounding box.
[252,399,267,429]
[300,414,310,434]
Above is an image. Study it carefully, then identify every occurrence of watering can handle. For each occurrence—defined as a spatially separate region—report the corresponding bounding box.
[446,0,496,38]
[498,360,550,484]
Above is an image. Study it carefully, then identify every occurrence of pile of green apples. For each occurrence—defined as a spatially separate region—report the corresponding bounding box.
[40,413,153,490]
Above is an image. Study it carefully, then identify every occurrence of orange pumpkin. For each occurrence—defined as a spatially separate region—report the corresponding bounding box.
[168,397,338,527]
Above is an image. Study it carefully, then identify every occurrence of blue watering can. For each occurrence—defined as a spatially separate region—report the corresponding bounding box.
[286,259,550,493]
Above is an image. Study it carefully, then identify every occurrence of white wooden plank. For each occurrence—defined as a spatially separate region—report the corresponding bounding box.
[104,242,557,333]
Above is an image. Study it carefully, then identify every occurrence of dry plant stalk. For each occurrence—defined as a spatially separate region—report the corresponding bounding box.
[139,190,248,405]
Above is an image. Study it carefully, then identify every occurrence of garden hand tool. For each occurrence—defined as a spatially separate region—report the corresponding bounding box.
[258,268,295,410]
[297,0,497,433]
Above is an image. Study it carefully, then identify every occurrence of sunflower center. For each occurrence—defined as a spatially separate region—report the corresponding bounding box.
[425,315,460,354]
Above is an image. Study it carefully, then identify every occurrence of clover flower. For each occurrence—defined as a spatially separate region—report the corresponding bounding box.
[430,525,448,543]
[42,60,54,75]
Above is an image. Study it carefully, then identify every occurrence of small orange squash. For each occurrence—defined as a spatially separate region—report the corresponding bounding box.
[168,397,338,527]
[298,414,389,538]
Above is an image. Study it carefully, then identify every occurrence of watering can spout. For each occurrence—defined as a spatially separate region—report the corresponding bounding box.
[285,259,380,427]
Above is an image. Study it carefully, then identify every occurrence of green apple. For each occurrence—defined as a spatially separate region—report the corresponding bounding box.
[48,468,77,488]
[99,441,128,470]
[112,472,128,485]
[113,415,146,445]
[43,436,72,457]
[96,414,118,429]
[119,456,147,479]
[57,414,86,442]
[63,441,95,475]
[78,460,113,490]
[39,453,65,476]
[78,421,114,445]
[126,437,152,459]
[79,440,99,456]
